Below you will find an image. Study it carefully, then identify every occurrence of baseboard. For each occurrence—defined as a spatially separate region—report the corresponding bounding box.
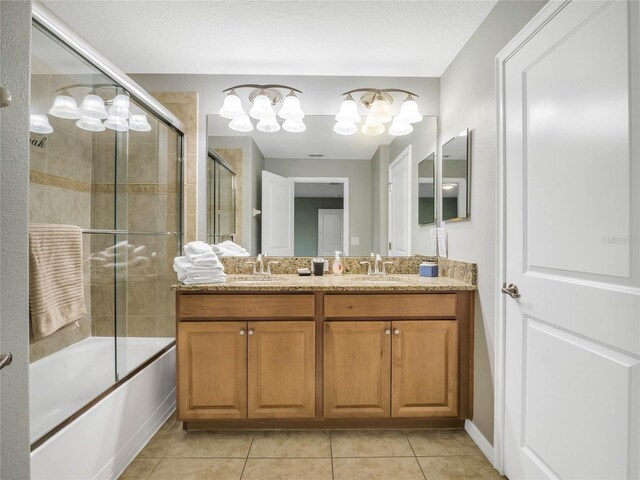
[465,419,494,464]
[105,390,176,480]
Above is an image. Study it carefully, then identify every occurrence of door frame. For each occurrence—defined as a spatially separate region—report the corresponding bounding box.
[494,0,573,474]
[289,177,350,256]
[388,145,412,256]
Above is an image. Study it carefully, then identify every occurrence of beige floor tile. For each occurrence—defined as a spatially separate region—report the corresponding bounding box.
[241,458,332,480]
[119,457,161,479]
[418,456,504,480]
[331,430,414,457]
[249,431,331,458]
[137,433,174,458]
[165,431,253,458]
[149,458,245,480]
[333,457,425,480]
[407,430,481,456]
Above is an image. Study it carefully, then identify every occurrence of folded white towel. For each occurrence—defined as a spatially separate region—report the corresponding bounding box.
[174,256,224,274]
[211,243,250,257]
[178,273,227,285]
[184,241,220,266]
[219,240,248,253]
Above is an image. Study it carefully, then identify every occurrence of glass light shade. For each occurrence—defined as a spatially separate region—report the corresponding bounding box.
[48,94,80,119]
[104,115,129,132]
[278,94,304,120]
[79,94,108,119]
[333,121,357,136]
[367,98,392,124]
[335,96,360,123]
[129,114,152,132]
[219,92,245,119]
[109,94,130,119]
[229,115,254,132]
[75,115,105,132]
[388,118,413,136]
[282,118,306,133]
[361,119,385,136]
[256,116,281,133]
[30,114,53,134]
[395,96,423,124]
[249,94,275,120]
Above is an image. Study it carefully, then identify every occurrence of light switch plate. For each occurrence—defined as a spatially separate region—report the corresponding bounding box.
[350,236,360,246]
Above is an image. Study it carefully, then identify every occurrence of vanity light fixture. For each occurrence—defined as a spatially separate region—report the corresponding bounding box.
[78,93,108,119]
[49,92,81,119]
[442,183,457,190]
[219,84,305,133]
[30,114,54,134]
[334,88,423,136]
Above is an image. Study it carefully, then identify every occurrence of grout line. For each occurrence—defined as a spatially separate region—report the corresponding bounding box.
[329,430,335,480]
[144,456,163,480]
[239,433,255,480]
[406,432,428,480]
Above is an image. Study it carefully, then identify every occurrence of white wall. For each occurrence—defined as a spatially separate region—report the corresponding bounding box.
[439,0,547,443]
[130,74,440,242]
[0,0,32,476]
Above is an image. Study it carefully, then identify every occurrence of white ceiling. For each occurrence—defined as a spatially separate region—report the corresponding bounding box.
[42,0,497,77]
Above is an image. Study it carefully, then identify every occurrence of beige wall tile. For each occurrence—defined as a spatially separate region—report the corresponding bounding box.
[127,275,158,316]
[126,315,157,337]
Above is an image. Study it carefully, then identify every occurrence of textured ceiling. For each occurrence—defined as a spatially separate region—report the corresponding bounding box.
[42,0,497,77]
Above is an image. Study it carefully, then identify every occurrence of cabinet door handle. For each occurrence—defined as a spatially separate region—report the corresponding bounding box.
[384,329,391,335]
[393,329,400,335]
[248,329,254,335]
[239,329,246,335]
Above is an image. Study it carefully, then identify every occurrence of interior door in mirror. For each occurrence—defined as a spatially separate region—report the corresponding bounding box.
[441,130,470,221]
[418,153,436,226]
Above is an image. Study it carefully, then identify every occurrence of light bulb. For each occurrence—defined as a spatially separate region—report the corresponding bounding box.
[335,94,360,123]
[219,91,245,119]
[229,115,254,132]
[333,121,357,136]
[128,114,152,132]
[282,118,306,133]
[278,92,304,120]
[249,93,275,120]
[49,94,80,119]
[389,118,413,136]
[367,97,392,124]
[256,116,280,133]
[76,115,105,132]
[30,114,53,134]
[79,94,108,119]
[395,95,423,124]
[361,120,385,136]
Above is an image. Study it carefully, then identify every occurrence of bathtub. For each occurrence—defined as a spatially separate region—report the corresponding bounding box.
[30,336,176,480]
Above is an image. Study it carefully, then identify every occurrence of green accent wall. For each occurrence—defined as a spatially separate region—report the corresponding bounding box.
[418,198,435,225]
[294,197,344,256]
[443,197,459,221]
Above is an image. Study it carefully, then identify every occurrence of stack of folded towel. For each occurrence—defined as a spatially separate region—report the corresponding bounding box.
[211,240,250,257]
[173,241,226,284]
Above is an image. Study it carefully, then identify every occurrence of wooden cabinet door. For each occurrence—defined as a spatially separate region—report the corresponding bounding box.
[391,320,458,417]
[248,321,315,418]
[177,321,247,420]
[324,321,391,418]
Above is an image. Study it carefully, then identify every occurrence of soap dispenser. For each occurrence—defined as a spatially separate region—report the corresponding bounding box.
[332,251,344,275]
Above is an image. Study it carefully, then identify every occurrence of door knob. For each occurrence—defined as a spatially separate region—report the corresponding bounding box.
[248,329,254,335]
[239,329,245,335]
[501,283,521,299]
[393,329,400,335]
[384,329,391,335]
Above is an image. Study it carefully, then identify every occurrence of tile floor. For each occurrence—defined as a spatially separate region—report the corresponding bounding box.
[120,414,504,480]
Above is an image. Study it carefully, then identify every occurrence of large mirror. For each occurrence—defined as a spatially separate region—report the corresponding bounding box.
[206,114,437,256]
[418,152,436,226]
[441,129,470,222]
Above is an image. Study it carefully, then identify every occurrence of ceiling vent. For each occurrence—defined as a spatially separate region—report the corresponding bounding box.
[308,153,324,158]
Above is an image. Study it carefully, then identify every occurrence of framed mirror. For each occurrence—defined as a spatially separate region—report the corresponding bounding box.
[205,114,438,256]
[418,152,436,226]
[441,129,470,222]
[207,150,237,244]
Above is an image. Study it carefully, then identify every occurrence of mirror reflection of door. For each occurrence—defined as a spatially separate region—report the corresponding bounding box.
[207,151,237,244]
[388,146,412,256]
[441,130,470,222]
[418,152,436,225]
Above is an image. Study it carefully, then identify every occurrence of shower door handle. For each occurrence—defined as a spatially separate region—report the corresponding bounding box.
[0,353,12,370]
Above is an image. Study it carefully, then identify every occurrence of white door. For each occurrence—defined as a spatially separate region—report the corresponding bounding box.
[317,209,343,256]
[388,146,412,256]
[500,2,640,479]
[261,170,294,256]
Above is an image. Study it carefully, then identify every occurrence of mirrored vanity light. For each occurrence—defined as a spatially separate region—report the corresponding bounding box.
[389,118,413,136]
[79,93,108,119]
[76,115,105,132]
[361,120,385,136]
[229,114,254,132]
[333,120,357,136]
[109,94,130,119]
[220,84,304,133]
[49,93,80,119]
[30,114,53,134]
[104,114,129,131]
[128,114,151,132]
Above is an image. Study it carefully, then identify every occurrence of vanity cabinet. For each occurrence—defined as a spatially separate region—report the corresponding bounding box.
[175,288,473,429]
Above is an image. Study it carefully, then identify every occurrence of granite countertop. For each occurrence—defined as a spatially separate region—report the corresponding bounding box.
[172,274,476,292]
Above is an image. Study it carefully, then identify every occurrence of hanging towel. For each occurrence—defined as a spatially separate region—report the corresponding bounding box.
[29,224,87,340]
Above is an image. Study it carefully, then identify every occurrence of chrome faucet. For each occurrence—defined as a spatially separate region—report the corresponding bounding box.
[245,253,279,276]
[360,253,393,275]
